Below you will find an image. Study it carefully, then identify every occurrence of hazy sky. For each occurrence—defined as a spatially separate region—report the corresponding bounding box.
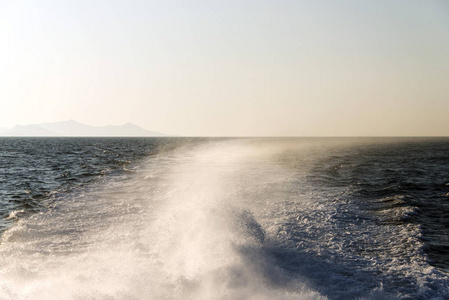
[1,0,448,136]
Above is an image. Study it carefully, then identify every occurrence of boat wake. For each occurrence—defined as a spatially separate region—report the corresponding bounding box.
[0,138,446,299]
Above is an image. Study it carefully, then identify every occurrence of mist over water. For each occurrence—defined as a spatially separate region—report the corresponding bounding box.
[0,138,448,299]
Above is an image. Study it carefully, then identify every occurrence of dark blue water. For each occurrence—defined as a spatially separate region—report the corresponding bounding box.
[0,137,204,228]
[0,137,447,299]
[307,138,449,272]
[0,138,164,227]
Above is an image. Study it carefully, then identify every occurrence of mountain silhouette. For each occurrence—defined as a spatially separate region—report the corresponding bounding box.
[1,120,166,137]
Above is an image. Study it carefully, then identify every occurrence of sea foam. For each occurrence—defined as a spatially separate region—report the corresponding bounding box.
[0,140,324,300]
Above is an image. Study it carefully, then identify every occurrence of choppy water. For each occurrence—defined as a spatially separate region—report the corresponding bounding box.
[0,137,448,299]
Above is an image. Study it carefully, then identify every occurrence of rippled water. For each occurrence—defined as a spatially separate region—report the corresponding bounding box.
[0,137,448,299]
[0,137,197,228]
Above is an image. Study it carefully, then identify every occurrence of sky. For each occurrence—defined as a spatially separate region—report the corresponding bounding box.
[1,0,448,136]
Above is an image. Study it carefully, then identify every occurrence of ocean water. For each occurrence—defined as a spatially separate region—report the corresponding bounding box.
[0,137,448,299]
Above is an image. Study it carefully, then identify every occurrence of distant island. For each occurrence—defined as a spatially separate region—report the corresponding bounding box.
[0,120,166,137]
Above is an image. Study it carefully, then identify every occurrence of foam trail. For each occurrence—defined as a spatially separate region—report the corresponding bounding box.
[0,140,325,300]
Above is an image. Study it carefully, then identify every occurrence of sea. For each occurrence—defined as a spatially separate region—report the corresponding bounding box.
[0,137,448,300]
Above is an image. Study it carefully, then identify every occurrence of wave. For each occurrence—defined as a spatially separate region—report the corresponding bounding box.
[0,140,324,299]
[0,138,447,299]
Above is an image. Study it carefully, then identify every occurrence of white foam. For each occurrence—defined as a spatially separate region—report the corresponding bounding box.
[0,140,325,300]
[0,138,447,299]
[6,210,26,220]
